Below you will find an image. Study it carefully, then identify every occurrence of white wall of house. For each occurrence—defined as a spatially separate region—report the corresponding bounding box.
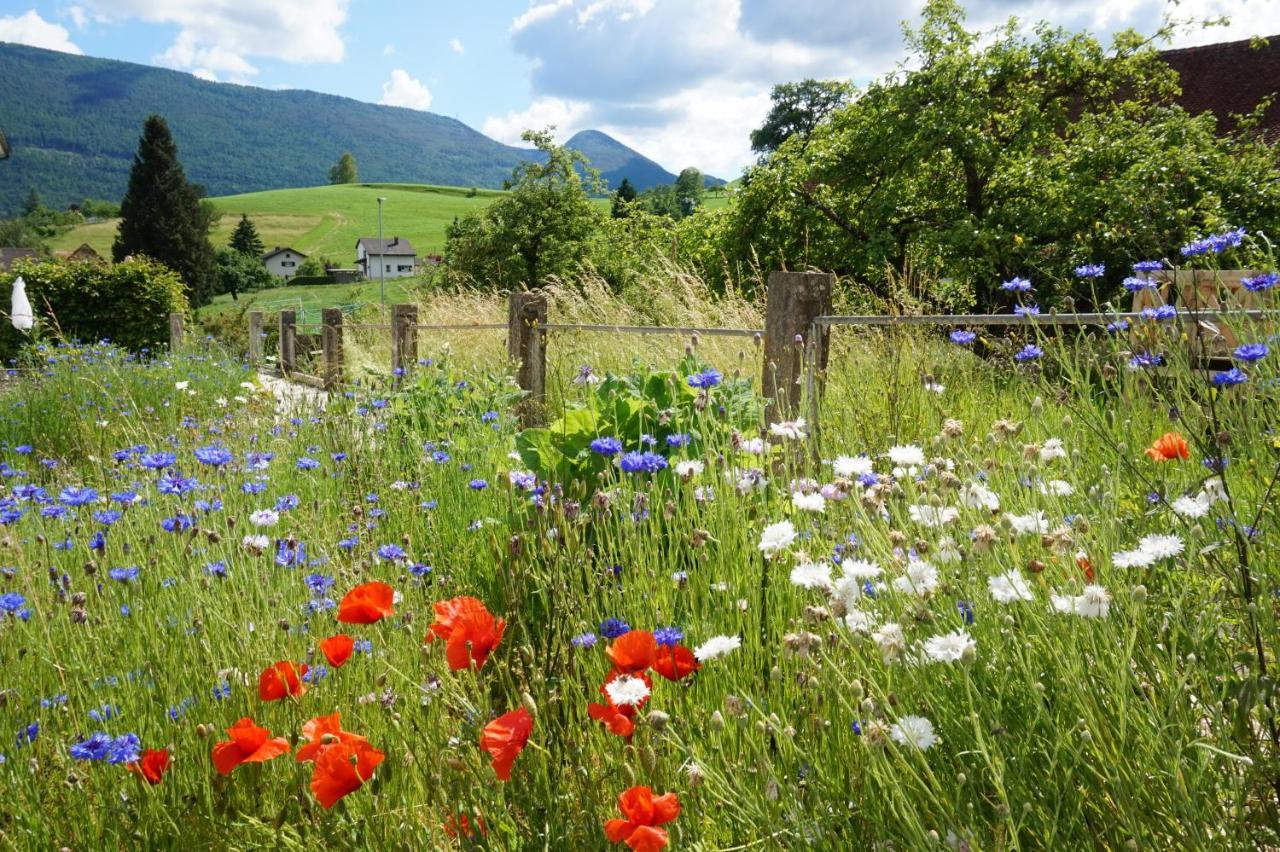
[264,250,304,280]
[357,247,416,279]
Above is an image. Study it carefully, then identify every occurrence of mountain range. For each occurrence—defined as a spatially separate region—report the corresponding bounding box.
[0,43,715,215]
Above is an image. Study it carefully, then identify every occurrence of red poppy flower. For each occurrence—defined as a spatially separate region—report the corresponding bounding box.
[1145,432,1190,462]
[603,786,681,852]
[1076,553,1095,583]
[319,634,355,667]
[258,660,308,701]
[425,596,506,671]
[588,701,636,738]
[211,717,291,775]
[443,813,488,840]
[310,738,385,808]
[606,630,656,674]
[337,582,396,624]
[296,712,369,763]
[127,748,170,785]
[479,707,533,781]
[651,645,700,682]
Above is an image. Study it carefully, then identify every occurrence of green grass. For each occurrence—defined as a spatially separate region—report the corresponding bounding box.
[201,279,418,322]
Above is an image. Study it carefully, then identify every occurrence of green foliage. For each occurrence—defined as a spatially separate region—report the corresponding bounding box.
[444,129,604,288]
[294,255,329,278]
[215,247,274,297]
[285,274,337,287]
[79,198,120,220]
[328,151,358,185]
[21,187,42,216]
[0,216,45,250]
[113,115,218,307]
[228,214,264,256]
[0,256,188,361]
[674,167,704,217]
[611,177,638,219]
[718,1,1280,309]
[749,78,853,154]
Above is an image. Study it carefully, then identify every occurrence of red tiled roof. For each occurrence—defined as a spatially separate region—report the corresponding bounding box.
[1160,36,1280,139]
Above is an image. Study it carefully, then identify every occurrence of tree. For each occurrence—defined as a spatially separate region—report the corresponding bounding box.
[674,168,704,217]
[611,178,638,218]
[444,128,603,288]
[21,187,42,217]
[229,214,264,256]
[329,151,358,184]
[750,79,853,155]
[215,247,274,300]
[112,115,218,307]
[0,217,44,250]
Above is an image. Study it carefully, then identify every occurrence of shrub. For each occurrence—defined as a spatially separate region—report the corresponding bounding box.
[215,248,275,296]
[287,274,337,287]
[0,256,188,362]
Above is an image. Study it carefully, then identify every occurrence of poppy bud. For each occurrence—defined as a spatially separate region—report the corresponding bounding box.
[957,772,967,785]
[1132,584,1148,604]
[646,711,669,732]
[196,724,209,738]
[860,698,875,717]
[1026,559,1046,574]
[376,673,388,687]
[446,756,465,772]
[709,711,725,731]
[622,763,637,785]
[521,692,538,716]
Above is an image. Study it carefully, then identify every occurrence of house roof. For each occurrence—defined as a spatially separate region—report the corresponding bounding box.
[0,247,37,271]
[261,246,307,261]
[357,237,415,256]
[1160,36,1280,140]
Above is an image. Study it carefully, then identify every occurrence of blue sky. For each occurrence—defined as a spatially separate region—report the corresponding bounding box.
[1,1,1277,177]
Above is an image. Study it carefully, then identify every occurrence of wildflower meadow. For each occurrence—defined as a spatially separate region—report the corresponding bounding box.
[1,248,1279,849]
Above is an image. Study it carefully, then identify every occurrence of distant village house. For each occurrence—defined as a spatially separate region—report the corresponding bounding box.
[262,246,307,280]
[356,237,416,280]
[0,247,37,271]
[54,244,104,264]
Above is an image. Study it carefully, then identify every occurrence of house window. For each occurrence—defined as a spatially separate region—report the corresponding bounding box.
[397,265,412,272]
[385,264,391,272]
[281,261,296,268]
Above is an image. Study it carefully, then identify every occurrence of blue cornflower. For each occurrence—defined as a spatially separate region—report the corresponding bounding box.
[377,543,407,561]
[58,486,98,507]
[338,536,359,550]
[1211,368,1248,387]
[205,561,228,578]
[431,450,450,464]
[354,639,373,653]
[157,471,197,495]
[0,591,26,613]
[1014,345,1043,363]
[1106,319,1130,334]
[1234,343,1269,362]
[481,410,499,423]
[1128,352,1164,369]
[949,329,976,345]
[620,452,668,474]
[93,508,122,526]
[687,368,722,389]
[409,562,432,577]
[13,445,32,455]
[302,665,329,684]
[296,457,320,470]
[590,437,623,456]
[241,479,267,494]
[956,600,974,625]
[69,732,113,761]
[193,446,233,467]
[275,539,307,567]
[40,505,69,520]
[275,494,300,511]
[161,514,193,533]
[15,721,38,748]
[1123,276,1156,292]
[88,704,120,722]
[105,733,141,764]
[108,566,139,582]
[1001,277,1033,293]
[468,478,488,490]
[1013,303,1040,316]
[244,451,274,470]
[139,452,176,470]
[665,433,691,448]
[1133,260,1164,273]
[599,618,631,639]
[1242,272,1278,292]
[89,530,106,552]
[654,626,684,647]
[1074,264,1105,278]
[305,573,335,595]
[571,632,598,649]
[212,682,231,701]
[1141,305,1177,321]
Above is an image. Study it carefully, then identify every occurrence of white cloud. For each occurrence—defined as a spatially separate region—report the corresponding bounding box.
[66,5,89,29]
[192,68,218,82]
[382,43,395,55]
[84,0,349,79]
[0,9,83,53]
[449,37,465,54]
[482,96,593,146]
[379,69,433,111]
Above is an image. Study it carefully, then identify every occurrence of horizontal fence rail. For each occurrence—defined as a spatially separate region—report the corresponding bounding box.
[541,323,763,338]
[815,309,1280,327]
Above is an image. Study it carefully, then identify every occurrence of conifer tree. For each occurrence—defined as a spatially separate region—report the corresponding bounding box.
[113,115,217,306]
[611,178,637,219]
[229,214,264,257]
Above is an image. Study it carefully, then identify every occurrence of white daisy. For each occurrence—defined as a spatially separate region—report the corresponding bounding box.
[893,560,939,596]
[923,629,975,663]
[935,537,962,564]
[833,455,874,477]
[988,569,1034,603]
[888,445,925,467]
[790,561,833,590]
[241,534,270,552]
[908,504,958,528]
[758,520,797,555]
[1201,477,1228,505]
[604,675,651,707]
[1137,533,1184,561]
[890,715,938,750]
[792,491,827,513]
[693,635,741,662]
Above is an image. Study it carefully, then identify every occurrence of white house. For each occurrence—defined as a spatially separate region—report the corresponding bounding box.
[262,246,307,280]
[356,237,416,280]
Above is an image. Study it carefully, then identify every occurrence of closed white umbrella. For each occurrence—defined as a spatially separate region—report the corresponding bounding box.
[11,275,33,331]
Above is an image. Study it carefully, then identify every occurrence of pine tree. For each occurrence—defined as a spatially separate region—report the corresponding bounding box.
[21,187,42,217]
[229,214,264,256]
[611,178,637,219]
[328,151,358,184]
[113,115,217,307]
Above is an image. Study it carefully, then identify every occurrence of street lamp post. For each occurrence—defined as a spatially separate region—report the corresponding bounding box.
[376,196,387,310]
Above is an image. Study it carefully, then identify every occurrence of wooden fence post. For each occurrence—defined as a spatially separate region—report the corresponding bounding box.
[508,290,548,426]
[279,310,296,377]
[169,312,184,351]
[321,307,344,391]
[391,303,419,381]
[761,271,834,422]
[248,311,264,364]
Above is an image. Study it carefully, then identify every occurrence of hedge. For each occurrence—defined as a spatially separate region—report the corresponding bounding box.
[0,257,188,363]
[286,275,337,287]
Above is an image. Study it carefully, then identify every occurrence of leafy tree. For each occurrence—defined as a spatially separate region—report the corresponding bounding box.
[215,247,274,300]
[444,129,603,288]
[611,177,638,218]
[80,198,120,220]
[229,214,264,256]
[295,256,331,278]
[717,1,1280,310]
[640,184,682,219]
[112,115,218,307]
[674,168,704,217]
[329,151,358,184]
[749,79,853,155]
[21,187,42,217]
[0,217,44,250]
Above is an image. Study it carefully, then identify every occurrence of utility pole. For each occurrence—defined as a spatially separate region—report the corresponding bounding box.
[376,196,387,310]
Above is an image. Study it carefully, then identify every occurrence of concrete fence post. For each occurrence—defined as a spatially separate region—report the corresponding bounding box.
[248,311,264,364]
[321,307,344,391]
[391,303,419,381]
[278,310,297,377]
[761,271,834,423]
[168,312,184,351]
[508,290,548,426]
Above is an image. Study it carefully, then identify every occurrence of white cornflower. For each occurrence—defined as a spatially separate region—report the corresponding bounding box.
[174,381,190,391]
[739,438,767,455]
[831,576,863,610]
[1171,494,1210,519]
[935,536,962,564]
[960,482,1000,512]
[840,558,883,581]
[769,419,807,440]
[674,459,704,478]
[1006,510,1049,536]
[390,480,413,491]
[241,534,270,552]
[833,455,874,477]
[923,629,975,663]
[604,675,651,707]
[792,491,827,513]
[1050,591,1075,613]
[694,486,715,503]
[893,560,939,596]
[1201,477,1228,504]
[758,520,797,555]
[248,509,279,528]
[887,445,925,467]
[1039,438,1067,461]
[890,715,938,750]
[1039,479,1074,496]
[924,381,945,394]
[789,561,833,590]
[733,468,767,494]
[1074,584,1111,618]
[843,609,877,633]
[908,504,958,528]
[988,569,1034,603]
[1137,533,1184,561]
[872,622,906,664]
[1111,548,1155,569]
[693,635,741,662]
